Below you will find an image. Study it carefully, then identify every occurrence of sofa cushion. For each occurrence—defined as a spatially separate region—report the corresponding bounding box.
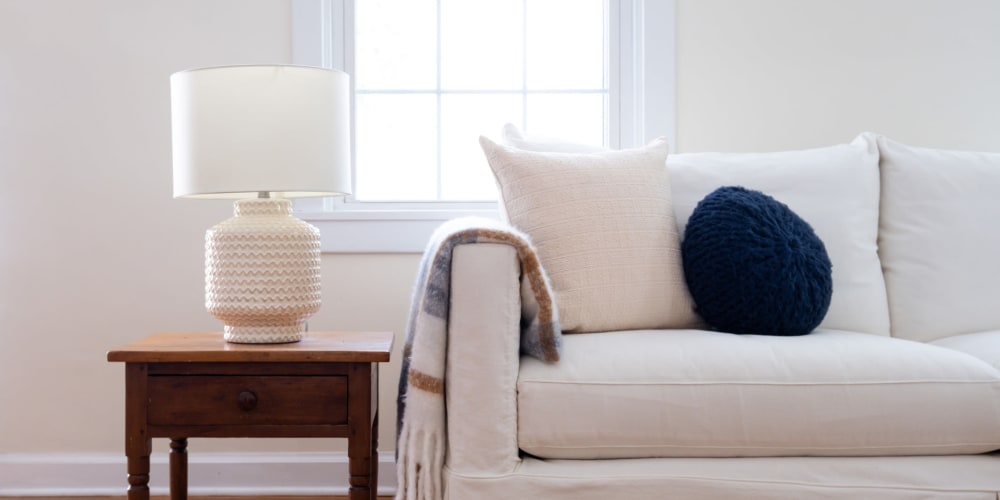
[932,331,1000,371]
[668,135,889,336]
[479,136,701,333]
[498,126,888,336]
[517,329,1000,459]
[877,136,1000,342]
[682,186,833,335]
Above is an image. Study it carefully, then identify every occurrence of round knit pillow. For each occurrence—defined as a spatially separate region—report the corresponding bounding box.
[682,186,832,336]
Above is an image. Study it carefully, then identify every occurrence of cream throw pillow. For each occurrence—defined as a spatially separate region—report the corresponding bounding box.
[480,136,700,333]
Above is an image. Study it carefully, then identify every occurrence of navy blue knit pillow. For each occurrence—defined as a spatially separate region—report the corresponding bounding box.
[682,186,832,336]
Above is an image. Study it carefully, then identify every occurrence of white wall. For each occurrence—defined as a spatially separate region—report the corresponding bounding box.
[2,0,1000,493]
[0,0,415,463]
[676,0,1000,152]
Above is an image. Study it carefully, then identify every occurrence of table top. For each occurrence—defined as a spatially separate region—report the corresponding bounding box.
[107,331,394,364]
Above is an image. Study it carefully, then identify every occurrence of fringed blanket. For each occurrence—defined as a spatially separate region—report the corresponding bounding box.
[396,217,561,500]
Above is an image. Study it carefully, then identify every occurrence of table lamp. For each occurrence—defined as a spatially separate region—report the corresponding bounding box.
[170,65,351,344]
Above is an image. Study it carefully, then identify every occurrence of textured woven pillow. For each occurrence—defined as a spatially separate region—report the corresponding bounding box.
[683,186,833,335]
[480,136,701,333]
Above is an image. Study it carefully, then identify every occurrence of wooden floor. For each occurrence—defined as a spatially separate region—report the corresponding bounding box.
[13,497,394,500]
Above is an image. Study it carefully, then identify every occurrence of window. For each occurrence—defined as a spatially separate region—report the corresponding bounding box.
[354,0,607,202]
[292,0,675,252]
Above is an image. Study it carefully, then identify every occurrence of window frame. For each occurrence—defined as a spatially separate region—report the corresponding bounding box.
[291,0,676,253]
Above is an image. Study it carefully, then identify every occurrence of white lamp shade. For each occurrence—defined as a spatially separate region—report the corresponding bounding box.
[171,65,351,198]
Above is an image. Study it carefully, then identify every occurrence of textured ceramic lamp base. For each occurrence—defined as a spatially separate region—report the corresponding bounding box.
[223,323,305,343]
[205,198,322,344]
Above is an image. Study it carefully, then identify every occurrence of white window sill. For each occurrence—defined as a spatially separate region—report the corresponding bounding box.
[300,206,499,253]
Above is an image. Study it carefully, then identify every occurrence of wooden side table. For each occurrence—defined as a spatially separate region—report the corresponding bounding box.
[107,331,393,500]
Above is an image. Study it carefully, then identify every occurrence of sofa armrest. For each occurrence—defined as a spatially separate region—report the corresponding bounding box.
[445,243,522,475]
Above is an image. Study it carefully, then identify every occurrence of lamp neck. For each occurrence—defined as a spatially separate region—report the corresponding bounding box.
[233,198,292,217]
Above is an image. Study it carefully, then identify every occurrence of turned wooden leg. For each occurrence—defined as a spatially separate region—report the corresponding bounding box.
[126,450,151,500]
[370,409,379,500]
[125,363,151,500]
[348,363,375,500]
[170,438,188,500]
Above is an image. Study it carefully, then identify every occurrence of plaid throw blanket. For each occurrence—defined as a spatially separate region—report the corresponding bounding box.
[396,217,561,500]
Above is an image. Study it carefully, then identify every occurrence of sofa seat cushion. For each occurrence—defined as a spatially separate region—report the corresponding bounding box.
[932,331,1000,371]
[517,329,1000,459]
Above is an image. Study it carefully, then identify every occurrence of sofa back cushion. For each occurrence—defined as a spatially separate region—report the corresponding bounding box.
[669,135,890,335]
[877,136,1000,342]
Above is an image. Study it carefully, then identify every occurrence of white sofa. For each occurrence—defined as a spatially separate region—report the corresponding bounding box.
[439,133,1000,499]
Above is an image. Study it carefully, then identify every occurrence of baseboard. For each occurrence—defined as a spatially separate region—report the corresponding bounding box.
[0,451,397,497]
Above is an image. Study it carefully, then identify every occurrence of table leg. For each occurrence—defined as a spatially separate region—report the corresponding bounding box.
[370,410,379,500]
[348,363,375,500]
[170,438,188,500]
[125,363,151,500]
[126,449,151,500]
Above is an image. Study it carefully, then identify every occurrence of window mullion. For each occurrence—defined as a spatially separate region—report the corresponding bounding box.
[609,0,628,149]
[603,0,613,148]
[344,0,359,203]
[435,0,443,201]
[521,0,529,131]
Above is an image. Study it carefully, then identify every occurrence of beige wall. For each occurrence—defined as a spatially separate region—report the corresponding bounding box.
[2,0,1000,460]
[676,0,1000,152]
[0,0,417,456]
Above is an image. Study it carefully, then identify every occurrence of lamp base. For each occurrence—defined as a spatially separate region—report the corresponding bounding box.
[224,324,304,344]
[205,198,322,344]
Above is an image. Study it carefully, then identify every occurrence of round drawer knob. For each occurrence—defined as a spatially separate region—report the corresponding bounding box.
[237,390,258,411]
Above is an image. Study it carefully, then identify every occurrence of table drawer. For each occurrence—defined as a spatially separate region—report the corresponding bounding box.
[148,375,347,426]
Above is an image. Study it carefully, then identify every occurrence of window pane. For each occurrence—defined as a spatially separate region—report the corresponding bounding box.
[526,0,606,90]
[355,0,437,90]
[350,0,611,203]
[440,0,523,90]
[354,94,438,201]
[526,93,606,147]
[440,94,523,201]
